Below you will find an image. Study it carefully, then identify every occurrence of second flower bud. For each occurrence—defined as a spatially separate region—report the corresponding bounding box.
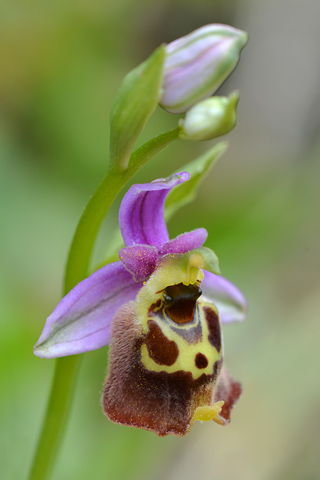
[179,92,240,141]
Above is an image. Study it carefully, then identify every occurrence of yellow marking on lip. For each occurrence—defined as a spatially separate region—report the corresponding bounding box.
[136,252,205,333]
[140,301,223,380]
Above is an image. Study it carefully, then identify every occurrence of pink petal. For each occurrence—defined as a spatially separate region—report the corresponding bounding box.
[34,262,142,358]
[201,270,247,324]
[119,245,159,281]
[119,172,190,247]
[159,228,208,255]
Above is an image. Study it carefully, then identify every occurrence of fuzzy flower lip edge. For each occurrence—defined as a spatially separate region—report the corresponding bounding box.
[34,172,246,359]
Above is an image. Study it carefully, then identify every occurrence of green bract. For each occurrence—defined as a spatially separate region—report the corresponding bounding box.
[109,46,165,170]
[165,141,228,219]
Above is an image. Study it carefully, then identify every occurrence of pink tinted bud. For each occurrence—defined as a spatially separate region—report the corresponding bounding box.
[160,24,248,114]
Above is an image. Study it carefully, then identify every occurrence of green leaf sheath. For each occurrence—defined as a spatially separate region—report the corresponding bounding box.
[109,46,166,171]
[28,127,180,480]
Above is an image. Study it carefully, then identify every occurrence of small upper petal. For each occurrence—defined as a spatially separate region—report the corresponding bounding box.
[159,228,208,255]
[119,172,190,248]
[201,270,247,324]
[34,262,142,358]
[119,244,159,281]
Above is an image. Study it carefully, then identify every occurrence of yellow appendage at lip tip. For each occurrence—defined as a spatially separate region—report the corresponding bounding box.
[193,401,224,422]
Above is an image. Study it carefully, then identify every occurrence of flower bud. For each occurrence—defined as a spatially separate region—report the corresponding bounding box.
[160,24,248,114]
[179,92,239,141]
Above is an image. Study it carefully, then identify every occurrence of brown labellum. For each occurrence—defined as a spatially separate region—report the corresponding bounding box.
[102,301,222,437]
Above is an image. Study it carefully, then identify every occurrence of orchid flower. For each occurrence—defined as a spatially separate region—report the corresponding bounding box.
[34,172,246,436]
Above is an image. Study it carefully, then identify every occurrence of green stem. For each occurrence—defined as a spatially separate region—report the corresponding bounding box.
[28,356,81,480]
[28,127,180,480]
[65,127,180,293]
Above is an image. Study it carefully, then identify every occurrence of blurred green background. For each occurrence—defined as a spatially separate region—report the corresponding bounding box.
[1,1,320,479]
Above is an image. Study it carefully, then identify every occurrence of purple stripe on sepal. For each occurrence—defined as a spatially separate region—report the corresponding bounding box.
[119,172,190,248]
[33,262,142,358]
[201,270,247,324]
[159,228,208,255]
[119,245,159,281]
